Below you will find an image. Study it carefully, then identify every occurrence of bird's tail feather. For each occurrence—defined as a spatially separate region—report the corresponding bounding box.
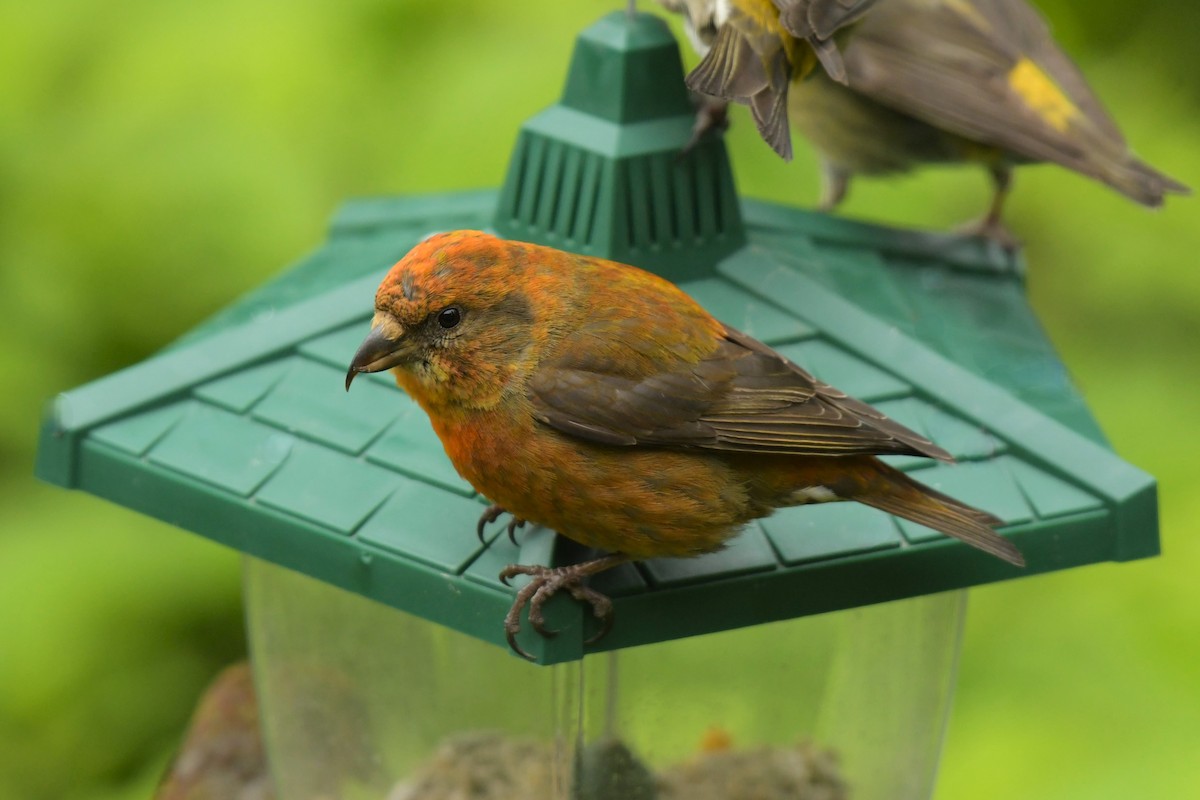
[1098,154,1190,208]
[853,461,1025,567]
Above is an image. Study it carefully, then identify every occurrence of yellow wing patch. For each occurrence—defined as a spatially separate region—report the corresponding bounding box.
[1008,57,1079,132]
[728,0,810,79]
[732,0,786,34]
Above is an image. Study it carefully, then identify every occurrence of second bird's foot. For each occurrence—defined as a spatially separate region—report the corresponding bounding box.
[957,215,1022,252]
[498,554,628,660]
[682,97,730,156]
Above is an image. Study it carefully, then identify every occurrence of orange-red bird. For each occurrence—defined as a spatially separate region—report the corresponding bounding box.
[347,231,1023,657]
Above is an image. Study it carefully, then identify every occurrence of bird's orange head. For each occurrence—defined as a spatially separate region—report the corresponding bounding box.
[346,230,561,412]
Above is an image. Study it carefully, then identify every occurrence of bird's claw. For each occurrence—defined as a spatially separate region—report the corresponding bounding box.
[506,517,527,546]
[498,561,619,661]
[477,504,503,543]
[477,504,527,545]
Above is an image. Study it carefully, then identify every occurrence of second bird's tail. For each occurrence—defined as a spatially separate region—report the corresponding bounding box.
[1095,152,1190,208]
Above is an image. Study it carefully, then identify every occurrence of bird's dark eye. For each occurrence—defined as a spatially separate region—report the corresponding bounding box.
[437,306,462,329]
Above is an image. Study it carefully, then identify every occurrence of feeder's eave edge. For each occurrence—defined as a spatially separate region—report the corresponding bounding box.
[75,436,525,653]
[39,268,390,471]
[576,506,1113,662]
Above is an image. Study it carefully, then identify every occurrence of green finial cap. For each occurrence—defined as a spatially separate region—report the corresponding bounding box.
[561,11,694,123]
[493,11,745,281]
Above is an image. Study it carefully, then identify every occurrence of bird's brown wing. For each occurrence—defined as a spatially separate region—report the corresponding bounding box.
[529,322,951,461]
[839,0,1187,203]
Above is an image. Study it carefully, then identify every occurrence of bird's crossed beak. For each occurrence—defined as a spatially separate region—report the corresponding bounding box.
[345,321,409,391]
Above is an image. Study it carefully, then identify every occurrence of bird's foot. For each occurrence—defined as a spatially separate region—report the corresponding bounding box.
[957,215,1022,252]
[476,504,527,545]
[681,97,729,156]
[498,554,628,660]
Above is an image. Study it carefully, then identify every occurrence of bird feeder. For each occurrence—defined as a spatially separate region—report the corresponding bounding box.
[36,11,1157,800]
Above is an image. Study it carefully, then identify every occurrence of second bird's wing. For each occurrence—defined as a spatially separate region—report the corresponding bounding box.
[839,0,1185,203]
[687,6,794,159]
[774,0,879,82]
[686,0,879,157]
[775,0,877,39]
[528,322,951,461]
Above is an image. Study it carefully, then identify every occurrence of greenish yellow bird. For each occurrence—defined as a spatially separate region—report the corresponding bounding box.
[664,0,1188,244]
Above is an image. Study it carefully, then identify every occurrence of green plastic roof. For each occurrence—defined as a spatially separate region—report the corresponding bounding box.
[35,12,1156,665]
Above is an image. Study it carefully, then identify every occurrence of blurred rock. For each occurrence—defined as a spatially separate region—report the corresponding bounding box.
[154,662,274,800]
[573,737,656,800]
[387,732,558,800]
[657,740,846,800]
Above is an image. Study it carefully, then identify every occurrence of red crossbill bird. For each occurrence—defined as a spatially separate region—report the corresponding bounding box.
[663,0,1188,245]
[346,231,1023,658]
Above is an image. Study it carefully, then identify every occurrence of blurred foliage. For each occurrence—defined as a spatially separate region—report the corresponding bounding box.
[1,0,1197,798]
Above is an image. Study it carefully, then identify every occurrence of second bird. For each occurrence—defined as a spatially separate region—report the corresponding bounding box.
[668,0,1188,245]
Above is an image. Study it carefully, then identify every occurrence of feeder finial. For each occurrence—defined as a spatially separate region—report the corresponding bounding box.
[493,11,746,281]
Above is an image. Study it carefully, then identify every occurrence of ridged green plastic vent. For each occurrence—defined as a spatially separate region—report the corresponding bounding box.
[493,12,745,281]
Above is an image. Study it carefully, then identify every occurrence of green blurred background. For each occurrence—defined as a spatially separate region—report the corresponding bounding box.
[2,1,1196,798]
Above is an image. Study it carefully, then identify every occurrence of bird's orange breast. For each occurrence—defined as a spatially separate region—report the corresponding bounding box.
[421,398,757,559]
